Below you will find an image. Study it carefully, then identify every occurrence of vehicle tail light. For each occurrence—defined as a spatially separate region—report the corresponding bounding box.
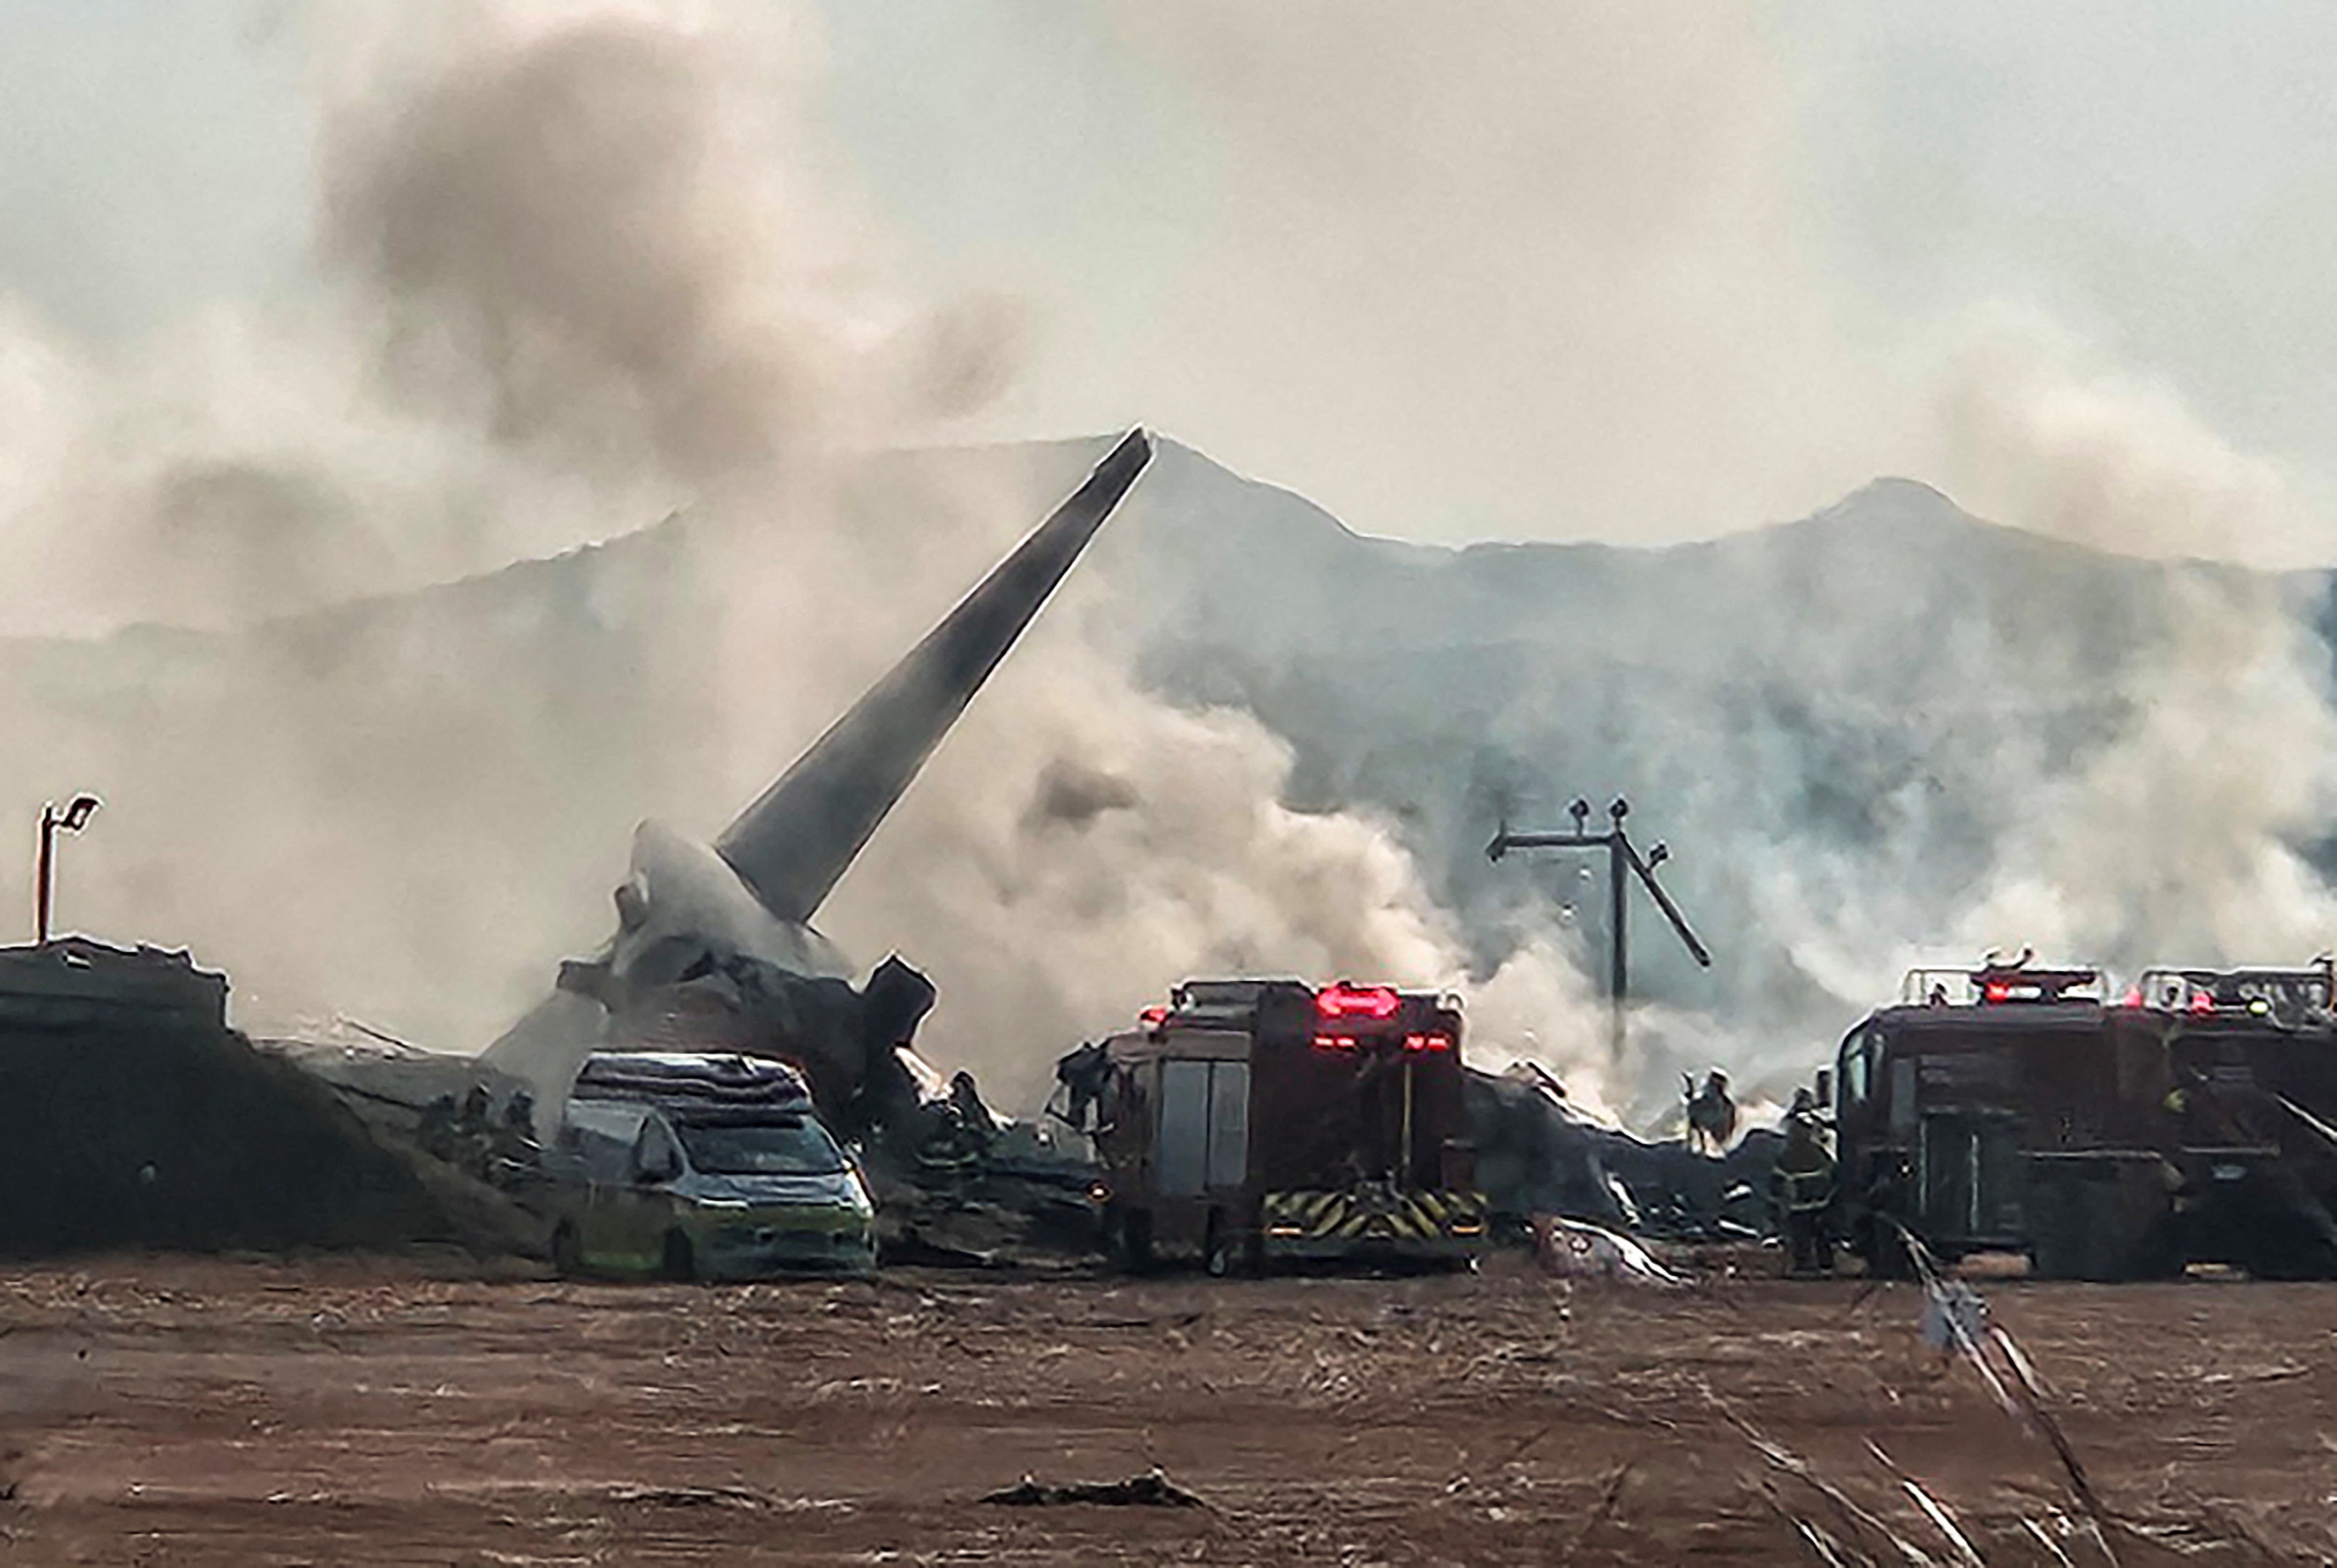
[1312,1034,1360,1052]
[1403,1033,1452,1052]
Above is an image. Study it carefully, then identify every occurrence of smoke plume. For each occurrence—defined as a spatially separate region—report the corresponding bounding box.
[0,0,1596,1119]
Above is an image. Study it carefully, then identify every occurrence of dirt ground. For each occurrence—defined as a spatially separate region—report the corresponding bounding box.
[0,1252,2331,1565]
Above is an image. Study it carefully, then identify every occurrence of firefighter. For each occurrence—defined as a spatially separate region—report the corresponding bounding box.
[1772,1089,1835,1276]
[1685,1070,1737,1156]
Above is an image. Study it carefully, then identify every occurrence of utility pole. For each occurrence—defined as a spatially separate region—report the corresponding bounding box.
[35,794,101,946]
[1487,796,1711,1059]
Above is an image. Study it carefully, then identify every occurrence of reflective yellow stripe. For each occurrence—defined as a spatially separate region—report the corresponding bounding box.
[1260,1189,1488,1240]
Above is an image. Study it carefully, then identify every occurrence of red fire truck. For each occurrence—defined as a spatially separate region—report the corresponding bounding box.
[1083,979,1487,1272]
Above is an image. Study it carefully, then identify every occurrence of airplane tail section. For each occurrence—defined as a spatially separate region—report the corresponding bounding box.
[715,427,1152,924]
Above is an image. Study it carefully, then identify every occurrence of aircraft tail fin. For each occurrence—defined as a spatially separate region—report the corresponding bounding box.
[715,428,1152,923]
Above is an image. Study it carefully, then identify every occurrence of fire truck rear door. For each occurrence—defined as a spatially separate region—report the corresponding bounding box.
[1157,1056,1251,1197]
[1207,1060,1250,1188]
[1158,1061,1211,1196]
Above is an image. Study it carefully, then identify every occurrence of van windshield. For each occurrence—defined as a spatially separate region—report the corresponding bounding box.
[676,1117,845,1177]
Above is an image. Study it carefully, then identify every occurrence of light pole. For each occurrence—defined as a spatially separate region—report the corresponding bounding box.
[35,794,100,946]
[1487,795,1711,1059]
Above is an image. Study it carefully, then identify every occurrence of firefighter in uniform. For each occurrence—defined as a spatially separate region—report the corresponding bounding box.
[1772,1088,1836,1276]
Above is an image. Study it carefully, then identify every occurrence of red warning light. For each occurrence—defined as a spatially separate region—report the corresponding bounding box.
[1312,1034,1361,1052]
[1982,982,2011,1004]
[1317,982,1401,1020]
[1402,1033,1452,1052]
[2190,990,2216,1015]
[1139,1005,1169,1029]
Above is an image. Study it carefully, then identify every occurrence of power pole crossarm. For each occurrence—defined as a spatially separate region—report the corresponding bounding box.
[1482,792,1711,1058]
[1487,830,1608,857]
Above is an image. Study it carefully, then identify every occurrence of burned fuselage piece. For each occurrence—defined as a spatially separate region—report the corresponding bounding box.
[485,430,1154,1137]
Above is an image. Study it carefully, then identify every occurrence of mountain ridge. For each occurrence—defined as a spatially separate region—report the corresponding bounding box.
[1,436,2327,1115]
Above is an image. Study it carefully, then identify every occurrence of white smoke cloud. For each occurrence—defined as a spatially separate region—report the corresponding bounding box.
[1937,316,2337,569]
[1936,326,2337,974]
[1736,317,2337,1037]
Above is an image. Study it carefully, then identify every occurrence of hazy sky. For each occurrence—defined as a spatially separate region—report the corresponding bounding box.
[7,1,2337,556]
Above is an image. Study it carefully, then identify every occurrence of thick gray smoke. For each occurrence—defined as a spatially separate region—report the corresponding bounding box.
[0,1,1595,1115]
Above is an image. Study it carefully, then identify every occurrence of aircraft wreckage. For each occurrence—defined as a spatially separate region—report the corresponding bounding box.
[294,429,1153,1260]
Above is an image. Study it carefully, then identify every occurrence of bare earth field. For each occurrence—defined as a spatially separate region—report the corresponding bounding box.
[0,1253,2331,1565]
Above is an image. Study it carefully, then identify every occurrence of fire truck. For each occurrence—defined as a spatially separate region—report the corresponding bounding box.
[1831,959,2148,1277]
[1831,956,2337,1279]
[2131,962,2337,1279]
[1081,979,1487,1272]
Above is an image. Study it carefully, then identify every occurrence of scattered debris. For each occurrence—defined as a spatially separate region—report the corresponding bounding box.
[1469,1064,1783,1243]
[981,1468,1206,1508]
[1529,1214,1683,1286]
[603,1484,772,1511]
[2196,1363,2308,1386]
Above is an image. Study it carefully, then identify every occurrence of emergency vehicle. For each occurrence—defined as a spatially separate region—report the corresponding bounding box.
[1832,959,2166,1278]
[2131,961,2337,1279]
[1831,957,2337,1279]
[544,1052,877,1281]
[1087,979,1487,1272]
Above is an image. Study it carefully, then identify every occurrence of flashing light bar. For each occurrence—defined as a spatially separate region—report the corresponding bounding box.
[1316,982,1402,1020]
